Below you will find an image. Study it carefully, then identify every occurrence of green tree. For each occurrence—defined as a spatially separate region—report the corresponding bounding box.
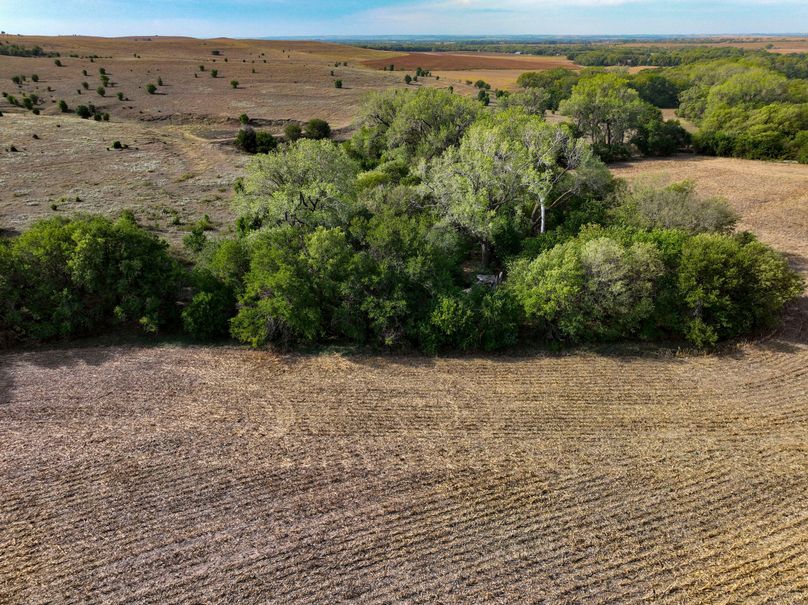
[560,73,658,159]
[351,87,481,163]
[303,118,331,140]
[234,138,359,230]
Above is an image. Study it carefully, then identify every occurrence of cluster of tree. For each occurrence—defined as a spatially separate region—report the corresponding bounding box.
[235,119,331,153]
[2,90,800,352]
[0,43,56,58]
[670,61,808,162]
[516,55,806,162]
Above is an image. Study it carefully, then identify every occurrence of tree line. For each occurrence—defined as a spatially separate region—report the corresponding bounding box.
[1,88,802,352]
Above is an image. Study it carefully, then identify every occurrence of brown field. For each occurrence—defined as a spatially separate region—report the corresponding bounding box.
[2,156,808,602]
[0,112,244,246]
[362,52,577,72]
[0,36,444,245]
[611,156,808,272]
[0,36,404,128]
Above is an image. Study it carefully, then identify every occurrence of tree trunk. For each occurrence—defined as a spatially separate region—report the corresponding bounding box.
[481,241,490,268]
[540,203,546,234]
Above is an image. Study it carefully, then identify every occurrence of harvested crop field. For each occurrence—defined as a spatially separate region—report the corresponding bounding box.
[431,69,534,90]
[1,335,807,603]
[362,52,577,72]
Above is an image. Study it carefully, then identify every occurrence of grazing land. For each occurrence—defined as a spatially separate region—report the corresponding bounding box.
[0,36,404,127]
[362,51,577,72]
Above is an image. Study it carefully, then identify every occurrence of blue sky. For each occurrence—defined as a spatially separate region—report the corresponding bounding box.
[1,0,806,37]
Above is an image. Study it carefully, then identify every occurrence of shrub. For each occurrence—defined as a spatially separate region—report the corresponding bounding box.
[146,83,157,94]
[0,216,182,343]
[75,105,91,119]
[334,79,342,89]
[614,180,738,234]
[303,118,331,140]
[82,81,89,89]
[211,69,218,78]
[31,74,39,82]
[54,59,61,67]
[157,76,163,86]
[508,234,665,341]
[404,74,412,84]
[419,287,521,353]
[57,99,68,113]
[230,79,238,89]
[182,287,234,340]
[284,123,302,141]
[96,86,105,96]
[677,233,803,347]
[239,113,249,125]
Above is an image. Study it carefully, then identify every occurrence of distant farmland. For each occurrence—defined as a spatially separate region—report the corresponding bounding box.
[363,52,579,90]
[362,51,577,72]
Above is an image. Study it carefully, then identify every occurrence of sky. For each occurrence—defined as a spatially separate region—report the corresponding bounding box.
[1,0,806,38]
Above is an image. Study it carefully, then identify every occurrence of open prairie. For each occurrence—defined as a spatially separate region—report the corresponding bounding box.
[0,36,404,127]
[0,36,453,244]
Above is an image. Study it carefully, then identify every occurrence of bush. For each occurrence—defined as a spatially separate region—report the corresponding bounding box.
[211,69,218,78]
[335,79,342,89]
[508,234,664,341]
[75,105,91,119]
[614,180,738,234]
[146,83,156,94]
[239,113,249,125]
[230,80,238,89]
[235,127,277,154]
[31,74,39,82]
[58,99,68,112]
[182,287,234,340]
[96,86,105,96]
[419,287,521,353]
[284,123,302,141]
[303,118,331,140]
[632,119,690,156]
[677,233,803,347]
[0,216,183,343]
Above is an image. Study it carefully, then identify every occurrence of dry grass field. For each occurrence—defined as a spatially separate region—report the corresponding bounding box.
[0,36,404,127]
[365,52,578,90]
